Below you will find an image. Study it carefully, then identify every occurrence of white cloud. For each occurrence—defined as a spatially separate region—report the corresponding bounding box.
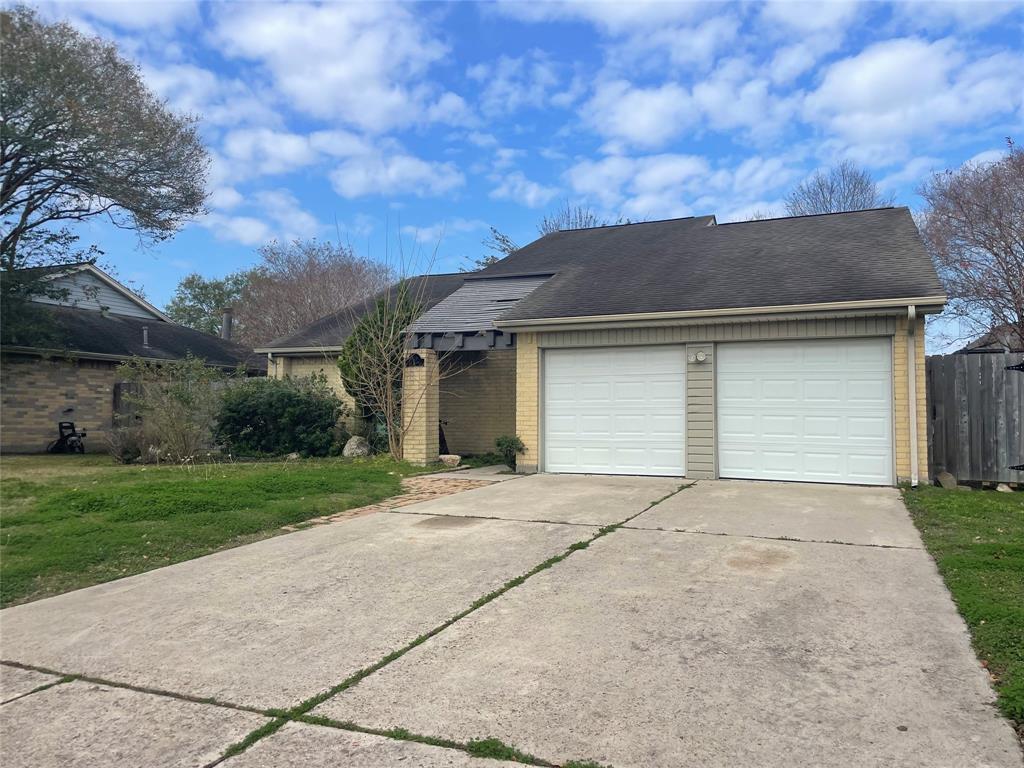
[252,189,322,240]
[212,3,458,132]
[53,0,200,31]
[582,80,695,149]
[492,0,707,33]
[691,59,796,138]
[892,1,1021,32]
[566,154,709,217]
[611,14,740,73]
[401,217,487,244]
[330,153,464,198]
[199,188,321,246]
[201,213,273,246]
[760,1,860,33]
[208,186,244,210]
[805,38,1024,149]
[221,128,320,177]
[469,50,563,116]
[877,156,944,191]
[489,171,559,208]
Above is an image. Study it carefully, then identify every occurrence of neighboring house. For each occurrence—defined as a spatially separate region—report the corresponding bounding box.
[957,324,1023,354]
[1,262,262,453]
[255,273,470,432]
[398,207,945,487]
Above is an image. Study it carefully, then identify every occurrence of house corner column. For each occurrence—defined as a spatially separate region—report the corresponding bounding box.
[515,332,540,473]
[401,349,439,465]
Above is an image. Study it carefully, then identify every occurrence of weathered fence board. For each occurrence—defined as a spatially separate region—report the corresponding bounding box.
[927,353,1024,484]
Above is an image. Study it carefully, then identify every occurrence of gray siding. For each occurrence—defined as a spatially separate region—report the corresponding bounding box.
[685,344,715,479]
[536,314,899,479]
[32,272,160,320]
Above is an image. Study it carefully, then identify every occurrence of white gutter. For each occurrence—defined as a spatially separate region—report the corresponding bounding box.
[496,295,948,329]
[907,305,920,487]
[253,346,345,354]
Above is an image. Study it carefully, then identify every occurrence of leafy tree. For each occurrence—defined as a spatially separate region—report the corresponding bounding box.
[337,284,422,458]
[784,160,894,216]
[918,140,1024,346]
[165,273,249,336]
[0,6,208,267]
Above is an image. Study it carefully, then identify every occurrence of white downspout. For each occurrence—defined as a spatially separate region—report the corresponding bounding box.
[907,305,919,487]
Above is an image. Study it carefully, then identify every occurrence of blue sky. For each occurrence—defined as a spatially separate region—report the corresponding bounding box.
[39,1,1024,324]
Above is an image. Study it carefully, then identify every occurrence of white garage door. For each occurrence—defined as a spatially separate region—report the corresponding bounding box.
[717,338,893,485]
[544,346,686,476]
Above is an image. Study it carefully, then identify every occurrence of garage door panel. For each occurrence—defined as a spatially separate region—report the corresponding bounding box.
[544,347,685,476]
[718,339,892,486]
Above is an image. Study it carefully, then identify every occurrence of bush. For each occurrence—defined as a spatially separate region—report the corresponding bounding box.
[495,434,525,471]
[215,374,346,457]
[109,355,229,463]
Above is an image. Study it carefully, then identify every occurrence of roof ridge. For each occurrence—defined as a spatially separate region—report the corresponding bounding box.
[718,206,900,226]
[535,214,714,235]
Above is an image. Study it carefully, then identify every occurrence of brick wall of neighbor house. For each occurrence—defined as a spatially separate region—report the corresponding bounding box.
[515,332,540,473]
[0,354,120,453]
[515,314,929,483]
[267,354,356,411]
[439,349,516,456]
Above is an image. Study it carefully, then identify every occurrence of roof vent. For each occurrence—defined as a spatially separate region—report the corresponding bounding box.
[142,326,149,348]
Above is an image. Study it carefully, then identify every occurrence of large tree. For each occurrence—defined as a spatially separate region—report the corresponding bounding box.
[0,6,208,268]
[918,141,1024,346]
[233,239,393,346]
[165,273,249,337]
[784,160,894,216]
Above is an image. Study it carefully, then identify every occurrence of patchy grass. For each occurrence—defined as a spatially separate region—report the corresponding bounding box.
[0,454,424,607]
[902,485,1023,727]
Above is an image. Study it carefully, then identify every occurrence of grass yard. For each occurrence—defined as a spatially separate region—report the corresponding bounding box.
[0,454,424,608]
[903,485,1024,731]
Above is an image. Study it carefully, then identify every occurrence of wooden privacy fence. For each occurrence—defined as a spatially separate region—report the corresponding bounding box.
[926,353,1024,485]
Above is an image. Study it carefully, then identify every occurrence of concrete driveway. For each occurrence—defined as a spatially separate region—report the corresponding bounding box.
[1,475,1020,768]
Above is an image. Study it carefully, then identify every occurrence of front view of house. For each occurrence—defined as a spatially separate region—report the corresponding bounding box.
[400,207,945,487]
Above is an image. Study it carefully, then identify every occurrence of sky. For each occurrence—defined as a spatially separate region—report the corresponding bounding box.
[35,0,1024,328]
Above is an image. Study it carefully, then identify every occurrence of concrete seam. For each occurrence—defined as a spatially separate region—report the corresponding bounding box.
[620,525,924,551]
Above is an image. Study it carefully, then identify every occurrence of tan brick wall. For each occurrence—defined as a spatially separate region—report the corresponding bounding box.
[515,333,540,473]
[893,316,929,483]
[439,349,516,456]
[1,354,120,453]
[401,349,439,465]
[267,353,356,412]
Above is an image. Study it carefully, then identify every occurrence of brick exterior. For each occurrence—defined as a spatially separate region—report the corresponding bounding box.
[439,349,516,456]
[267,353,356,411]
[1,354,120,453]
[514,333,540,473]
[893,315,929,483]
[401,349,439,465]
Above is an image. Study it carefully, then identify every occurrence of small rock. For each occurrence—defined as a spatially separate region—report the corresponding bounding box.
[439,454,461,468]
[342,435,371,458]
[285,452,300,460]
[995,483,1013,493]
[936,471,957,490]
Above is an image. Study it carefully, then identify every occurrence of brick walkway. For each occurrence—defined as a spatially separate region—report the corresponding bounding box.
[281,475,495,531]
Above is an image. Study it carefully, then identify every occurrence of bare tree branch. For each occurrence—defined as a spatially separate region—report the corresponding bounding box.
[785,160,894,216]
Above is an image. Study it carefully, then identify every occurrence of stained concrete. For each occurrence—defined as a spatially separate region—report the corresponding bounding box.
[0,681,265,768]
[0,512,589,710]
[390,472,685,525]
[316,527,1022,768]
[0,664,59,704]
[629,479,924,547]
[223,721,522,767]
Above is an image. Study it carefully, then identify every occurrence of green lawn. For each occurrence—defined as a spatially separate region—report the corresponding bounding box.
[903,485,1024,729]
[0,454,423,607]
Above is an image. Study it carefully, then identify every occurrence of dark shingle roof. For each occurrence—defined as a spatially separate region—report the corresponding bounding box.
[475,207,943,324]
[15,305,264,371]
[959,325,1023,354]
[409,275,550,333]
[261,273,468,350]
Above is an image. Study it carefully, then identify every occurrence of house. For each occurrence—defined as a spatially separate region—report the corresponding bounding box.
[398,207,945,486]
[957,324,1023,354]
[0,262,262,453]
[255,273,470,432]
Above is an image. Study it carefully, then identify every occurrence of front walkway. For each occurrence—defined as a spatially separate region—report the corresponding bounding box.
[1,476,1020,767]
